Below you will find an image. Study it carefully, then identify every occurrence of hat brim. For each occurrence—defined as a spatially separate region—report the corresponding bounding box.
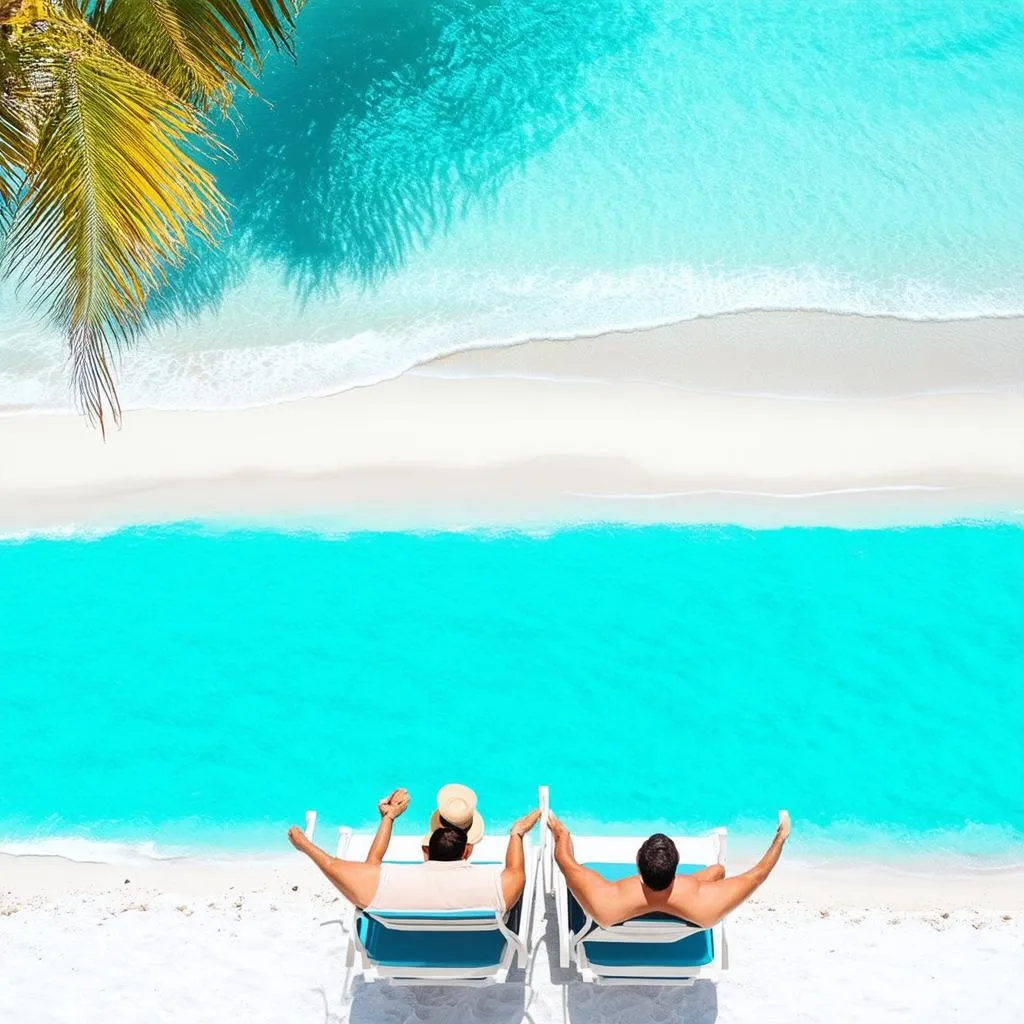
[424,809,485,847]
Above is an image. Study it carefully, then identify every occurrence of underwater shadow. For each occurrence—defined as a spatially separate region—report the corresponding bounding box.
[152,0,655,323]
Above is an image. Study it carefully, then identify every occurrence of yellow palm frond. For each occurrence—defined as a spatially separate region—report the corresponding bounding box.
[0,30,34,209]
[2,15,226,430]
[88,0,296,110]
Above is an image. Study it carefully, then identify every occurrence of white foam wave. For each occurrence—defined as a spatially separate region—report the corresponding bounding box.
[3,820,1021,871]
[0,837,177,865]
[1,262,1022,414]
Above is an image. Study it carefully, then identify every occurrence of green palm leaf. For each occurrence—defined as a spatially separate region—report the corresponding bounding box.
[0,30,34,209]
[88,0,296,109]
[3,17,226,430]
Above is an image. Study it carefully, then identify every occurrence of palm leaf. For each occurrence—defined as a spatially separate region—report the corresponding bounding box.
[0,30,34,209]
[3,20,226,429]
[88,0,296,110]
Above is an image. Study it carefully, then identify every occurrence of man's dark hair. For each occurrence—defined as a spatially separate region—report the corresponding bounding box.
[637,833,679,891]
[427,824,469,862]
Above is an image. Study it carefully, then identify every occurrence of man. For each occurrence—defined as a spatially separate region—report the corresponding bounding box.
[287,789,540,913]
[549,810,791,929]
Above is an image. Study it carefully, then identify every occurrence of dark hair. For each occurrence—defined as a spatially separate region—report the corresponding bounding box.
[637,833,679,891]
[427,824,469,862]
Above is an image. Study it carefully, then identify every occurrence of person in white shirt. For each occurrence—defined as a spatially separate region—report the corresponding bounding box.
[287,786,540,913]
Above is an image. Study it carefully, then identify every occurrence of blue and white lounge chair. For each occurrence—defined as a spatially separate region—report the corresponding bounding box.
[304,805,541,989]
[547,821,729,985]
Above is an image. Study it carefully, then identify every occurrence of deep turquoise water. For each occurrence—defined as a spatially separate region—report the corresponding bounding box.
[2,0,1023,408]
[2,524,1022,863]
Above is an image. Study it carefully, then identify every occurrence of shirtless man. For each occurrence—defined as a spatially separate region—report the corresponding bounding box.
[549,810,791,929]
[287,788,541,912]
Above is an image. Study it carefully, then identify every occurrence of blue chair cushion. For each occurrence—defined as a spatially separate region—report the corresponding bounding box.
[582,931,714,968]
[357,914,508,969]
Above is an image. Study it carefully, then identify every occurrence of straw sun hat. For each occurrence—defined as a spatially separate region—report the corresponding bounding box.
[423,783,485,846]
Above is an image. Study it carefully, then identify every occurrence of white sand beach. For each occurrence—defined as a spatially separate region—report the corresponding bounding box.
[2,851,1023,1024]
[2,311,1023,1022]
[1,312,1023,534]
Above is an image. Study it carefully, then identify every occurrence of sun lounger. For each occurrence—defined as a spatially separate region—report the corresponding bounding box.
[545,821,729,985]
[304,803,541,989]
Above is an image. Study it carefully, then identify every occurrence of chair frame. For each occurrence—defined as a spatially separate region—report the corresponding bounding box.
[304,789,545,989]
[545,818,730,985]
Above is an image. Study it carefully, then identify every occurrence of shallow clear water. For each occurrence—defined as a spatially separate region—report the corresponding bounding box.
[2,0,1023,408]
[2,524,1022,864]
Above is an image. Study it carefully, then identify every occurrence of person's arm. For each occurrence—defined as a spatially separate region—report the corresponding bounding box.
[676,811,791,929]
[500,809,541,909]
[548,813,621,928]
[366,788,410,865]
[287,827,379,908]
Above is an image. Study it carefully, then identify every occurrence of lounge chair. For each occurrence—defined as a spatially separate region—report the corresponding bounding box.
[303,797,543,989]
[545,817,730,985]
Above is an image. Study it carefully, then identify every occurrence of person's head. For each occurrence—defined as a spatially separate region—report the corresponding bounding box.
[636,833,679,891]
[425,824,470,862]
[428,783,485,845]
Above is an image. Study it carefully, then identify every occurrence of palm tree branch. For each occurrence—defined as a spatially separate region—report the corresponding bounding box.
[0,30,35,209]
[2,19,226,428]
[86,0,296,109]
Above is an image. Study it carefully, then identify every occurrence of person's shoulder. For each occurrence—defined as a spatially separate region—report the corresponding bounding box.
[341,858,382,876]
[610,873,645,903]
[611,871,642,891]
[665,874,701,911]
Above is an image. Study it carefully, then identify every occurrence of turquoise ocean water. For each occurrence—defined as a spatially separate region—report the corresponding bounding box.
[2,524,1022,864]
[1,0,1023,408]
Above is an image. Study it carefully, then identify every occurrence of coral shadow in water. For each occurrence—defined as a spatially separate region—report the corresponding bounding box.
[150,0,654,323]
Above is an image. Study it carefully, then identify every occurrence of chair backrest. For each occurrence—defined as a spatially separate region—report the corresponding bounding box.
[583,916,706,944]
[362,908,505,931]
[356,849,534,967]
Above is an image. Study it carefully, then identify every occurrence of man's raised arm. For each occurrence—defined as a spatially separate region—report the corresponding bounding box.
[548,814,621,928]
[675,810,792,929]
[500,809,542,909]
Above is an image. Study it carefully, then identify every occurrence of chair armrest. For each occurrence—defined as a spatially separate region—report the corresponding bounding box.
[554,869,570,969]
[538,785,552,894]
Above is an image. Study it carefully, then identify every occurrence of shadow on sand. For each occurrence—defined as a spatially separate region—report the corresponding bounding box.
[346,971,527,1024]
[341,892,718,1024]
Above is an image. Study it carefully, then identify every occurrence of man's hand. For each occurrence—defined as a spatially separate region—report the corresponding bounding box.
[510,809,542,837]
[377,788,410,820]
[775,809,791,843]
[547,812,570,843]
[547,813,576,865]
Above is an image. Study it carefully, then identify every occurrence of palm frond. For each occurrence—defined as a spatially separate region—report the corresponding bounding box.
[2,19,226,429]
[88,0,296,110]
[0,30,34,209]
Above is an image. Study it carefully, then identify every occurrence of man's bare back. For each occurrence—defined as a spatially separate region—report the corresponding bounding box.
[550,811,791,930]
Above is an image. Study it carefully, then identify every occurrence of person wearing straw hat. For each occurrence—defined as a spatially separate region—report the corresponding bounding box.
[287,788,540,914]
[421,783,485,858]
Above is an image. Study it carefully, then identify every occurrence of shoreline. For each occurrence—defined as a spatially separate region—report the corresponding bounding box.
[3,308,1024,419]
[416,309,1024,401]
[5,848,1024,913]
[2,311,1023,535]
